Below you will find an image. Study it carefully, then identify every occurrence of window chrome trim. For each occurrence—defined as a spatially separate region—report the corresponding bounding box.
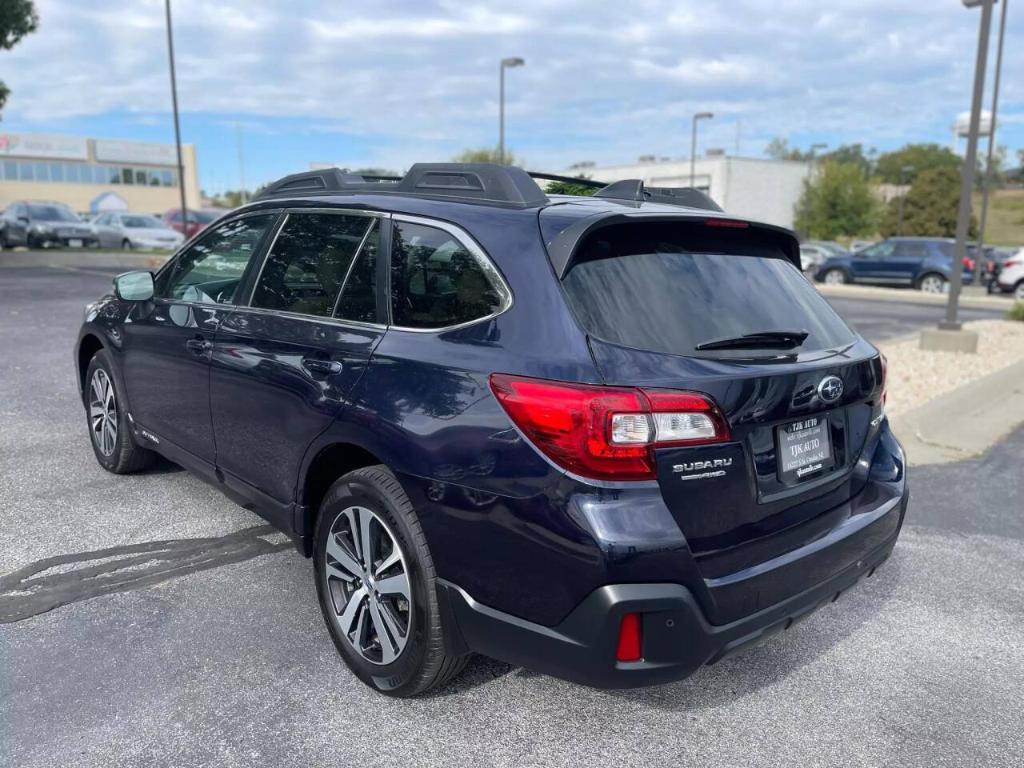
[225,303,387,332]
[387,213,514,334]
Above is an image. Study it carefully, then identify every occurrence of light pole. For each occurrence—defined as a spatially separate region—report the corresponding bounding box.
[690,112,713,188]
[897,164,915,235]
[498,57,524,165]
[976,0,1009,287]
[164,0,188,225]
[942,0,995,332]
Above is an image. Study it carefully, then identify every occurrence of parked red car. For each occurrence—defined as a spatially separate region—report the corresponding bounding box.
[161,208,222,239]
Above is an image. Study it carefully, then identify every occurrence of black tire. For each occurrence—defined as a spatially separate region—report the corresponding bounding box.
[84,349,155,474]
[1015,281,1024,302]
[314,465,469,697]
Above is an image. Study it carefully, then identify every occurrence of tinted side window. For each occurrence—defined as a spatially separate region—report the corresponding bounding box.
[251,213,374,318]
[894,242,928,258]
[158,215,274,304]
[861,242,895,259]
[390,221,507,329]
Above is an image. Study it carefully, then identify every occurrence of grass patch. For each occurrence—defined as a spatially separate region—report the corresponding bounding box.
[1008,302,1024,322]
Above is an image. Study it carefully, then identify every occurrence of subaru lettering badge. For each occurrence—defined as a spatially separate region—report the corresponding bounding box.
[817,375,844,403]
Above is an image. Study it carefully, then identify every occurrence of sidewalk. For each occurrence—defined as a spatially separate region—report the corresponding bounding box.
[817,282,1012,311]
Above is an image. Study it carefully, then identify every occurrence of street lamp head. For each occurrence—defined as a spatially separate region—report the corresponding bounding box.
[501,57,525,68]
[961,0,995,8]
[694,111,714,120]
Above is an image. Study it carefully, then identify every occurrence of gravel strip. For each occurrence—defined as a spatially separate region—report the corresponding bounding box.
[878,319,1024,417]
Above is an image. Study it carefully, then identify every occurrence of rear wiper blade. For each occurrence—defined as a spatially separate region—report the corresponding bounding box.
[695,329,810,351]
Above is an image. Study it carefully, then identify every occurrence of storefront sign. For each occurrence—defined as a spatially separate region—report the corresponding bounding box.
[0,132,89,160]
[93,139,179,166]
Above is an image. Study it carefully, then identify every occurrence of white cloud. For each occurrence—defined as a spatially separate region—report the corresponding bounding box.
[0,0,1021,173]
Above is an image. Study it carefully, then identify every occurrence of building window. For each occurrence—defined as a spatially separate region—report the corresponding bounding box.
[19,162,34,181]
[33,162,49,181]
[1,160,14,180]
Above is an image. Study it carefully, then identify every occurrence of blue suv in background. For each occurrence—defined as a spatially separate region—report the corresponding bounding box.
[74,164,906,696]
[814,237,975,293]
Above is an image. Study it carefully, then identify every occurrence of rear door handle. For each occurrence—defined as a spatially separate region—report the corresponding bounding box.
[185,338,212,355]
[302,357,343,375]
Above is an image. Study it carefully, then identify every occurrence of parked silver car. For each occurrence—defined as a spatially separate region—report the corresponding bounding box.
[91,212,184,250]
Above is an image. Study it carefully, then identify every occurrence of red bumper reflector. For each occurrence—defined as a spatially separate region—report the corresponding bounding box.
[616,613,643,662]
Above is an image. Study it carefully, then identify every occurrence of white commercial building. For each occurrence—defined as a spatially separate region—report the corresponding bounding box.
[559,155,813,229]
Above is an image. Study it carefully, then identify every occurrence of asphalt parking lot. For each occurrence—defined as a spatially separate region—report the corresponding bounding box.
[2,266,1023,767]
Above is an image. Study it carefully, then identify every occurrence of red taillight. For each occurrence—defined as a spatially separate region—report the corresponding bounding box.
[1004,259,1020,269]
[879,353,888,408]
[963,256,975,271]
[616,613,643,662]
[488,374,730,481]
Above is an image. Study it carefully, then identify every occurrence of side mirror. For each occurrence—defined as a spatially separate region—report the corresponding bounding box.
[18,216,30,224]
[114,271,155,301]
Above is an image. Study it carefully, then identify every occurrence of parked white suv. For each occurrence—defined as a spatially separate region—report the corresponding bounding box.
[995,248,1024,301]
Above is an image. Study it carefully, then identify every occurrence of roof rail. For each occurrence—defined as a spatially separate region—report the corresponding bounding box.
[253,163,549,208]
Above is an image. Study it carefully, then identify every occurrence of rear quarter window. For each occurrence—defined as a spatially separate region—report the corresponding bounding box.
[562,223,855,357]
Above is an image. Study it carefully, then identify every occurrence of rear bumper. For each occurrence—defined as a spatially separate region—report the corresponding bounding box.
[438,488,907,688]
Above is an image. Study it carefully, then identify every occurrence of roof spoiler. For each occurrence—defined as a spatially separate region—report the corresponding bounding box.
[253,163,549,208]
[527,172,722,212]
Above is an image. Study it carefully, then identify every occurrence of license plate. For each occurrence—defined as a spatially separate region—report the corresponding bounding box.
[777,416,833,481]
[68,239,83,248]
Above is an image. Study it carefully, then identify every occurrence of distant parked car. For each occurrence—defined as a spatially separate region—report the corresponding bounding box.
[92,212,185,251]
[981,246,1019,292]
[814,237,974,293]
[993,247,1024,301]
[162,208,222,239]
[799,241,848,271]
[0,200,98,249]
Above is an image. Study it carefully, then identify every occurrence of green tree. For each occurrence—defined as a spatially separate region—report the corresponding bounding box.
[879,166,976,238]
[544,175,598,196]
[764,137,808,161]
[793,161,878,240]
[821,143,873,177]
[874,143,960,184]
[0,0,37,116]
[452,147,519,166]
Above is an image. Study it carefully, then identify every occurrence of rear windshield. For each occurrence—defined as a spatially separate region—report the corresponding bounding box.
[562,226,855,356]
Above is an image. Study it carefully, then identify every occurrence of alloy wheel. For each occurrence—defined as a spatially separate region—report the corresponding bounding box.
[89,369,118,457]
[324,505,412,665]
[920,275,946,294]
[1015,283,1024,302]
[824,270,846,285]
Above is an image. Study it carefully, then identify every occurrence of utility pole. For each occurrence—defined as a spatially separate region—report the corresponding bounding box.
[941,0,994,332]
[235,123,247,205]
[976,0,1009,288]
[498,57,524,165]
[164,0,188,224]
[897,165,914,235]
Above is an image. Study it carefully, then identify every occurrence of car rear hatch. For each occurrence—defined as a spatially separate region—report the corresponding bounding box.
[547,215,887,607]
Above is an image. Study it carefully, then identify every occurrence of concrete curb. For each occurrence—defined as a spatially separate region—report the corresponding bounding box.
[889,358,1024,466]
[0,250,169,270]
[817,283,1012,311]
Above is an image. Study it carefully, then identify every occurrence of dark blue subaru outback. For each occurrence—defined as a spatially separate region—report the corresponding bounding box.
[74,164,907,696]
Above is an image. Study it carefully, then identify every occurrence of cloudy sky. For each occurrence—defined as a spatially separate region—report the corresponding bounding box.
[3,0,1022,193]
